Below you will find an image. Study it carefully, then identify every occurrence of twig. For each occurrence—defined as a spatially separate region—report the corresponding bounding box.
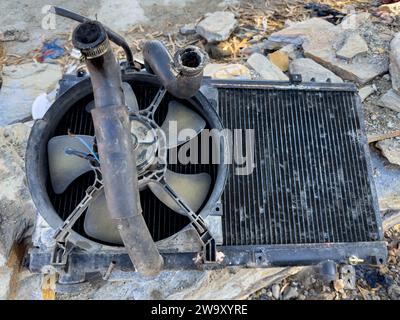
[368,130,400,143]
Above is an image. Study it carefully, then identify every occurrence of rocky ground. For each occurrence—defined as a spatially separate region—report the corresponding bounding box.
[250,226,400,300]
[1,0,400,300]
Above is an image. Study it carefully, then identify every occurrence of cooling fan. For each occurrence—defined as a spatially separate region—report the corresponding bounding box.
[47,84,211,245]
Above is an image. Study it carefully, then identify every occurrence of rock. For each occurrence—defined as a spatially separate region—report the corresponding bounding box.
[196,11,238,43]
[268,50,289,72]
[217,0,240,7]
[359,85,377,102]
[282,285,299,300]
[378,89,400,113]
[0,24,29,42]
[379,2,400,15]
[247,53,289,81]
[0,243,26,299]
[289,58,343,83]
[53,267,302,300]
[336,32,368,60]
[383,74,391,81]
[388,284,400,299]
[370,146,400,212]
[204,63,251,79]
[205,42,232,59]
[180,23,197,35]
[271,283,280,299]
[279,44,302,60]
[0,63,61,126]
[333,279,345,292]
[340,12,371,31]
[14,270,42,300]
[376,138,400,166]
[269,17,388,84]
[0,267,12,299]
[268,18,335,47]
[390,33,400,93]
[0,123,35,267]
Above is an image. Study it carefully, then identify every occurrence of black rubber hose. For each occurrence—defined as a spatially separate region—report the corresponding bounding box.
[72,21,163,276]
[143,40,207,99]
[51,6,134,68]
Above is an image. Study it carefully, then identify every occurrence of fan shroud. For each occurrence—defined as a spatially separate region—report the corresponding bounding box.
[26,72,227,251]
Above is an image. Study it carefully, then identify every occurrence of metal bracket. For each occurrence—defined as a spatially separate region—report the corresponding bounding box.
[53,168,103,243]
[289,74,302,85]
[50,241,74,268]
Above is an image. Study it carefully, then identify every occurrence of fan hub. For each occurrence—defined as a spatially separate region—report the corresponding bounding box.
[130,116,161,174]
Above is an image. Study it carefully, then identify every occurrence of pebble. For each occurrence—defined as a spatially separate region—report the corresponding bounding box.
[196,11,238,43]
[180,24,197,35]
[333,279,345,292]
[283,285,299,300]
[271,283,280,300]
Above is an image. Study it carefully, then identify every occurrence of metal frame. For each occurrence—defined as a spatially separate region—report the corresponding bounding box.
[27,75,387,278]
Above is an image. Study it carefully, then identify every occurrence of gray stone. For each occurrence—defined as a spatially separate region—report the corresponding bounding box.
[269,17,388,84]
[0,123,35,267]
[279,44,302,60]
[53,267,302,300]
[0,63,61,126]
[340,12,371,31]
[377,89,400,113]
[390,33,400,93]
[0,267,12,299]
[283,285,299,300]
[289,58,343,83]
[180,23,196,35]
[336,32,368,60]
[247,53,289,81]
[376,138,400,166]
[370,146,400,212]
[14,270,42,300]
[271,283,280,299]
[0,24,29,42]
[268,18,336,47]
[196,11,238,43]
[359,85,377,102]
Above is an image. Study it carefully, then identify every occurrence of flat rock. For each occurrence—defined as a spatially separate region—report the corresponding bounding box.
[390,33,400,93]
[378,89,400,113]
[204,63,251,79]
[279,44,302,60]
[180,23,196,35]
[0,24,29,42]
[268,50,289,72]
[0,63,61,126]
[376,138,400,166]
[370,146,400,212]
[268,18,336,47]
[0,123,35,267]
[359,85,377,102]
[196,11,238,43]
[45,266,304,300]
[247,53,289,81]
[289,58,343,83]
[269,16,388,84]
[336,32,368,60]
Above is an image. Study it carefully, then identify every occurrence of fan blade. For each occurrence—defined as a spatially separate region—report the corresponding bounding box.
[160,101,206,149]
[84,191,123,245]
[48,135,94,194]
[122,82,139,113]
[149,170,211,215]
